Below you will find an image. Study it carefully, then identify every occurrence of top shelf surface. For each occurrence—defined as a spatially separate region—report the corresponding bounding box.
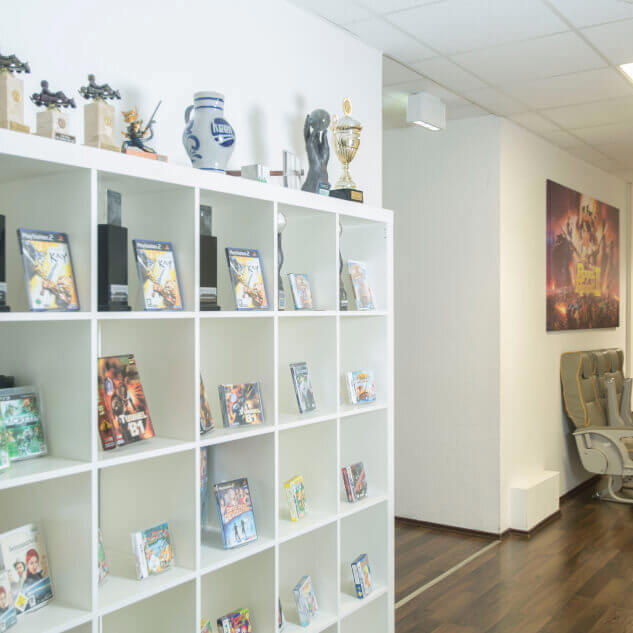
[0,129,392,224]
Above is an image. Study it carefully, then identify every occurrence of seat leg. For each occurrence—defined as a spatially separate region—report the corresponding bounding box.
[595,476,633,504]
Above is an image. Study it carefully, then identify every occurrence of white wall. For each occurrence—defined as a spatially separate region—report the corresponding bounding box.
[5,0,383,205]
[498,119,629,531]
[384,118,502,534]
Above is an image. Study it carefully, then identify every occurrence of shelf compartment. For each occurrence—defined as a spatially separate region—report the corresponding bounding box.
[277,204,337,312]
[282,612,338,633]
[0,457,92,491]
[340,592,389,633]
[201,548,275,633]
[8,603,93,633]
[340,584,388,620]
[278,316,337,424]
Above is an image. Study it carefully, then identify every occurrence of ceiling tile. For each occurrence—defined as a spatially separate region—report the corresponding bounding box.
[502,68,633,109]
[446,100,488,120]
[383,56,422,85]
[565,144,612,165]
[410,57,487,92]
[509,112,561,134]
[463,87,527,115]
[346,17,436,62]
[612,169,633,182]
[582,19,633,65]
[542,96,633,128]
[547,0,633,27]
[572,121,633,146]
[355,0,444,14]
[387,0,569,55]
[539,129,587,149]
[452,32,606,84]
[290,0,371,24]
[594,143,633,165]
[385,77,464,102]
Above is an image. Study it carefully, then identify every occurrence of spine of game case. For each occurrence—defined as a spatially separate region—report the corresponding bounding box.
[217,386,230,427]
[352,561,364,598]
[346,373,357,404]
[217,616,231,633]
[285,482,298,521]
[342,466,355,502]
[293,586,310,626]
[131,531,148,580]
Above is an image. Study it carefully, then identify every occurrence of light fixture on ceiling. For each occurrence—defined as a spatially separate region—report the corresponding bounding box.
[619,62,633,82]
[406,92,446,131]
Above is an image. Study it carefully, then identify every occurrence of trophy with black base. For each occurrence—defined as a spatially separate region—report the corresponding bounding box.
[330,98,363,203]
[0,214,9,311]
[0,50,30,133]
[79,74,121,152]
[200,205,220,311]
[98,190,131,311]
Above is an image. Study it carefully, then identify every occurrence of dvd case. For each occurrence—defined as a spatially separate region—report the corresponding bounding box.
[131,522,174,580]
[17,229,80,311]
[200,619,212,633]
[132,239,183,310]
[200,376,214,434]
[342,462,368,503]
[285,474,307,521]
[97,354,154,448]
[278,598,286,632]
[97,528,109,585]
[218,382,264,427]
[287,273,313,310]
[347,260,375,311]
[290,362,316,414]
[293,575,318,626]
[214,478,257,549]
[0,570,16,632]
[200,446,209,528]
[0,523,53,614]
[226,247,269,310]
[217,608,252,633]
[346,370,376,405]
[0,418,9,474]
[351,553,373,599]
[0,387,47,462]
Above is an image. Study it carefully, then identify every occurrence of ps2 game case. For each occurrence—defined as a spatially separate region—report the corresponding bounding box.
[346,370,376,404]
[133,239,183,311]
[17,229,79,311]
[290,362,316,414]
[200,446,209,528]
[342,462,368,503]
[226,247,269,310]
[287,273,313,310]
[200,376,214,434]
[218,382,264,427]
[97,528,109,585]
[217,608,252,633]
[0,569,16,631]
[284,474,307,521]
[0,418,9,474]
[97,354,154,449]
[214,478,257,549]
[131,522,174,580]
[0,523,53,614]
[351,553,373,599]
[0,387,47,462]
[347,260,375,311]
[293,575,318,626]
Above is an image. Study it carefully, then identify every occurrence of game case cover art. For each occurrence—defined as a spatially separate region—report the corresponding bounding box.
[287,273,314,310]
[217,608,252,633]
[97,529,109,585]
[214,478,257,549]
[226,247,269,310]
[98,354,154,447]
[0,418,9,473]
[290,362,316,414]
[285,475,307,521]
[0,570,16,632]
[0,387,47,462]
[17,229,79,311]
[342,462,367,503]
[133,239,183,311]
[293,575,318,626]
[546,180,619,331]
[347,260,375,311]
[346,370,376,404]
[200,446,209,528]
[218,382,264,427]
[352,553,373,598]
[200,376,214,434]
[0,523,53,614]
[132,522,174,580]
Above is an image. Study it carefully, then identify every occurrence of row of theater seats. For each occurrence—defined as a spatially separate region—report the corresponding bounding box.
[561,348,633,504]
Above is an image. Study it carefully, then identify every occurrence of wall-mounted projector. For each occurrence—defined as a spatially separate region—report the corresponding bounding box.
[406,92,446,131]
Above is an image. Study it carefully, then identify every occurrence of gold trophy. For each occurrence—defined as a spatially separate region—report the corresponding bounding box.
[330,98,363,203]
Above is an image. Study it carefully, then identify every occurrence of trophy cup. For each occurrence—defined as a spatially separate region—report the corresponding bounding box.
[338,222,348,311]
[79,74,121,152]
[0,214,9,312]
[0,51,30,133]
[31,80,76,142]
[200,205,221,311]
[98,190,131,311]
[277,211,287,310]
[330,98,363,203]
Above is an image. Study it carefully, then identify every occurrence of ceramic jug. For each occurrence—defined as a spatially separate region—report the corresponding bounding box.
[183,91,235,172]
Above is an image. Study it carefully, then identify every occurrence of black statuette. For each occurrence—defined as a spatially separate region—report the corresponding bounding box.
[31,80,76,109]
[79,74,121,102]
[200,205,220,311]
[0,215,9,312]
[301,109,330,193]
[0,52,30,75]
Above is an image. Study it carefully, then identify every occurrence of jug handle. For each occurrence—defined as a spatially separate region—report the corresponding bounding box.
[184,105,194,124]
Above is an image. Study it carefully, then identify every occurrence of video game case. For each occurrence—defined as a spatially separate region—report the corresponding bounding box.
[0,569,16,631]
[214,478,258,549]
[200,619,212,633]
[342,462,368,503]
[278,598,286,632]
[226,247,269,310]
[0,418,10,474]
[131,522,174,580]
[0,386,47,462]
[346,370,376,405]
[200,376,214,434]
[347,260,375,311]
[287,273,313,310]
[293,575,318,626]
[200,446,209,528]
[218,382,264,427]
[217,608,252,633]
[285,474,307,522]
[133,239,183,311]
[351,553,373,599]
[290,362,316,414]
[97,528,109,585]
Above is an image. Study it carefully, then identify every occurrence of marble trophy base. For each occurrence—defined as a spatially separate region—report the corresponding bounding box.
[0,73,29,133]
[84,101,120,152]
[35,108,76,143]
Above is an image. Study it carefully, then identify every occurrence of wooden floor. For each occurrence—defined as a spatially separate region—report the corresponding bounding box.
[396,485,633,633]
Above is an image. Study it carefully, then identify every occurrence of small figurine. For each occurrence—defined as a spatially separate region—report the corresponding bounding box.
[30,80,76,142]
[0,50,30,132]
[0,52,30,76]
[79,74,120,102]
[30,80,76,110]
[302,108,330,194]
[79,74,121,151]
[121,102,161,154]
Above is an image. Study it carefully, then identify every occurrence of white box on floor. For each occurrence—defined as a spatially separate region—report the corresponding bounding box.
[510,470,559,532]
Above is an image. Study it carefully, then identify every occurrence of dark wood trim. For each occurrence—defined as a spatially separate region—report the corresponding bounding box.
[395,517,501,540]
[560,474,600,504]
[504,509,562,539]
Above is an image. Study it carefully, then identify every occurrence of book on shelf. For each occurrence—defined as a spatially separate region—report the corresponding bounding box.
[0,523,53,614]
[278,598,286,632]
[97,528,109,585]
[132,239,183,311]
[293,575,318,626]
[200,376,214,434]
[131,522,174,580]
[0,387,47,462]
[218,382,264,427]
[17,229,80,311]
[347,260,375,311]
[200,447,209,528]
[285,474,307,522]
[290,362,316,414]
[346,370,376,405]
[226,247,269,310]
[200,618,212,633]
[97,354,154,449]
[214,478,257,549]
[287,273,313,310]
[217,608,252,633]
[351,553,373,599]
[0,570,16,631]
[342,462,367,503]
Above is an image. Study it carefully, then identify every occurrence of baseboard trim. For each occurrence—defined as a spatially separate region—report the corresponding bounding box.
[502,509,562,540]
[560,474,600,504]
[395,517,501,540]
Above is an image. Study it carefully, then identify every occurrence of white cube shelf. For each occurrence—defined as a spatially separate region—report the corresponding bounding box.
[0,130,393,633]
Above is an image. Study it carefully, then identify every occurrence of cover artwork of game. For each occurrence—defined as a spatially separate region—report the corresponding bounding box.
[348,260,375,311]
[346,370,376,404]
[214,478,257,549]
[0,570,16,631]
[97,354,154,448]
[226,247,269,310]
[217,608,252,633]
[290,362,316,414]
[200,377,214,433]
[131,522,174,580]
[0,523,53,614]
[17,229,79,311]
[342,462,367,503]
[546,180,619,331]
[288,273,313,310]
[133,240,183,310]
[218,383,264,427]
[293,575,318,626]
[0,387,47,462]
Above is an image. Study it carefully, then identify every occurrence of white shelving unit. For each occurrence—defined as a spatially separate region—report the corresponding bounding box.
[0,129,394,633]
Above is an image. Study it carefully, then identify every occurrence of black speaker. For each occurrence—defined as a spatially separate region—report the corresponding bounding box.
[200,205,220,311]
[0,215,9,312]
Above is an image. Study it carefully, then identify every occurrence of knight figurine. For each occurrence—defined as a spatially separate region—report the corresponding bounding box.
[0,49,31,133]
[79,74,121,151]
[30,80,76,142]
[121,101,166,161]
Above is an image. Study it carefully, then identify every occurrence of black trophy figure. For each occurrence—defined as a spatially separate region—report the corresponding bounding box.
[200,205,221,311]
[277,211,287,310]
[0,215,9,311]
[301,109,330,194]
[339,222,348,311]
[79,74,121,102]
[30,80,76,109]
[0,52,30,75]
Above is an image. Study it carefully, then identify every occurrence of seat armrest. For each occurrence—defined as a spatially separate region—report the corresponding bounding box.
[574,427,633,467]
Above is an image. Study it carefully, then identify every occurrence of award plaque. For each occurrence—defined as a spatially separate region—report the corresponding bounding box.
[98,190,131,311]
[79,74,121,152]
[0,50,30,133]
[330,98,363,203]
[31,80,77,143]
[0,215,9,311]
[200,205,220,311]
